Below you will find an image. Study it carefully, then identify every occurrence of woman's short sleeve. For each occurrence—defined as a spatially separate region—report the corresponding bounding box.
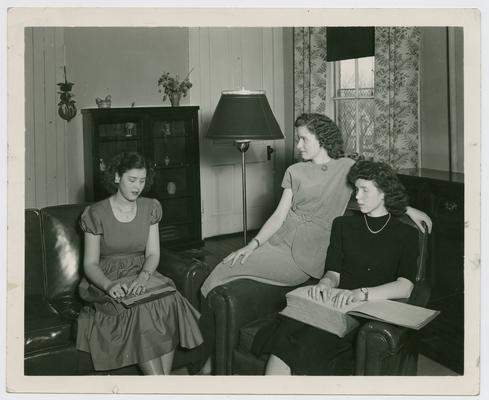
[150,199,163,225]
[79,206,103,235]
[281,167,293,189]
[324,217,344,274]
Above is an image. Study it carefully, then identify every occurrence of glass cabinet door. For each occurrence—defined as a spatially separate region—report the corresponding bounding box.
[149,117,196,245]
[83,106,202,249]
[94,119,143,200]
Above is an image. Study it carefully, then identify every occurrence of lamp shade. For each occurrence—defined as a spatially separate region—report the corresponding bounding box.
[206,89,284,141]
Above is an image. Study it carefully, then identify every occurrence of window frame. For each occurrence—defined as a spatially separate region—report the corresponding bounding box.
[327,57,375,156]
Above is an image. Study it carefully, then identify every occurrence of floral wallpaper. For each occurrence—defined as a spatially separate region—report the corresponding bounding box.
[373,27,421,170]
[293,27,328,159]
[293,26,421,169]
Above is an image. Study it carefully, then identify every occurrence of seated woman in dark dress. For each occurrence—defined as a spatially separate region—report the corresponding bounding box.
[253,160,420,375]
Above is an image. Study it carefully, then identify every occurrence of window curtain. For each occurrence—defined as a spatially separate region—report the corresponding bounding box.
[373,27,421,170]
[294,27,328,119]
[293,28,328,160]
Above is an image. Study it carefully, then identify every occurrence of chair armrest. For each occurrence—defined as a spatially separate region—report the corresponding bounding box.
[157,247,211,310]
[408,281,431,307]
[49,293,83,321]
[210,279,292,374]
[355,320,417,375]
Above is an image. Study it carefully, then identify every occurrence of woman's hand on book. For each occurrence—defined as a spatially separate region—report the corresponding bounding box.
[222,241,258,266]
[308,282,334,302]
[331,289,363,308]
[127,275,148,295]
[106,281,128,301]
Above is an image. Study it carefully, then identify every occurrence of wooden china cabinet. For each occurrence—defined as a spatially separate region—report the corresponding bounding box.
[398,169,464,374]
[82,106,203,250]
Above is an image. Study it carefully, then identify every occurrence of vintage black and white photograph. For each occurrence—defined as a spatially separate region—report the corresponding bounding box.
[5,6,482,396]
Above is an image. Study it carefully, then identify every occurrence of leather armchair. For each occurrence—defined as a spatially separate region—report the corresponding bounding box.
[209,214,429,375]
[25,204,210,375]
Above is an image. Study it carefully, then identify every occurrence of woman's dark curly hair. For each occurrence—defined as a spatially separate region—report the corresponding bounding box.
[294,113,345,159]
[102,152,155,194]
[347,160,409,215]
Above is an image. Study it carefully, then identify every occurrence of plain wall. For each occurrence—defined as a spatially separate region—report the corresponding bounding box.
[64,27,190,203]
[419,27,464,172]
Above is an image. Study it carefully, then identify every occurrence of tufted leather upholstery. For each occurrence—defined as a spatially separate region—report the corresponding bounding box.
[24,204,210,375]
[209,211,430,375]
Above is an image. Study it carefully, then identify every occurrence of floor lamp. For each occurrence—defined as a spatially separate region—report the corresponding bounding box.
[205,89,284,245]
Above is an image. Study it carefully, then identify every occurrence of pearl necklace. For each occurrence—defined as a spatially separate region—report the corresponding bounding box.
[364,213,391,234]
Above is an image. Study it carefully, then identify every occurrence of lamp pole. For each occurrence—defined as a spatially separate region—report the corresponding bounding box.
[235,140,250,245]
[205,89,284,247]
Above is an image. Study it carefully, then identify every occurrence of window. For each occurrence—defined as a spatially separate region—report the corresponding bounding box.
[329,56,375,159]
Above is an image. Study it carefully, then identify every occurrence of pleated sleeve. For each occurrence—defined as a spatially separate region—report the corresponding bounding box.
[79,206,103,235]
[281,166,293,189]
[150,199,163,225]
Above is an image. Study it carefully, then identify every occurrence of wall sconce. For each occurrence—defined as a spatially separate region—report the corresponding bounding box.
[57,66,77,122]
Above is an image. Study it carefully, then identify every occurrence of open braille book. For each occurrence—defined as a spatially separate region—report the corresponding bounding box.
[111,274,176,308]
[279,286,440,338]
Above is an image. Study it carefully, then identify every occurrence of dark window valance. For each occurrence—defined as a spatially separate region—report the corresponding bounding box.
[326,27,375,62]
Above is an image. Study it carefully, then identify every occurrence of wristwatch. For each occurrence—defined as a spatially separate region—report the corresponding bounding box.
[360,287,369,301]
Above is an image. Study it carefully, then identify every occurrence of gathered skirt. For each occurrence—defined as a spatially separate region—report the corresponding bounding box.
[76,253,203,371]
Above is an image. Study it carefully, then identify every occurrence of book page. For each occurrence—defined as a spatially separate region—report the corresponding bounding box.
[350,299,440,329]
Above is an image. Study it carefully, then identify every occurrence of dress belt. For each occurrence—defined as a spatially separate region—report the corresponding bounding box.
[288,209,332,230]
[100,251,145,260]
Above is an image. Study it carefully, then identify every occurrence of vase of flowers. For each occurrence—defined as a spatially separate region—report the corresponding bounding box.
[157,70,193,107]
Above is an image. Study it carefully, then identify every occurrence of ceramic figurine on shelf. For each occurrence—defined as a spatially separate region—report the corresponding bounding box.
[163,122,171,136]
[125,122,136,137]
[167,182,176,195]
[96,95,112,109]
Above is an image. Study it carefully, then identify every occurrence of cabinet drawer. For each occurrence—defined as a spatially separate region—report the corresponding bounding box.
[433,194,464,220]
[430,182,464,220]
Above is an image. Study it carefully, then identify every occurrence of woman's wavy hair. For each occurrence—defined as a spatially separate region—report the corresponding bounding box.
[102,152,155,194]
[294,113,345,159]
[347,160,409,215]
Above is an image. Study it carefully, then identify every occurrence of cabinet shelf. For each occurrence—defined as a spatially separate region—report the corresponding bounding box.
[153,135,189,139]
[161,218,194,226]
[83,106,202,250]
[158,194,193,200]
[155,164,191,170]
[99,136,142,142]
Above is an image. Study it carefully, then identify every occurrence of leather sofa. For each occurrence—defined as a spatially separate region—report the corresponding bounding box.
[24,203,210,375]
[208,213,430,375]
